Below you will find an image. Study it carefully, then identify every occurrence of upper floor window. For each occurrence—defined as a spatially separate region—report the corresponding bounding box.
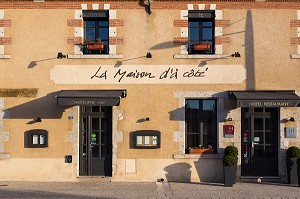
[185,99,217,154]
[83,10,109,54]
[188,10,215,54]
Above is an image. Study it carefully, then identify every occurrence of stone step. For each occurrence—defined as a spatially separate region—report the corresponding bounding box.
[240,176,284,183]
[77,176,111,182]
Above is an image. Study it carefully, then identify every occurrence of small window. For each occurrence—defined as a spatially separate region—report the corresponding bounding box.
[188,10,215,54]
[185,99,217,154]
[83,10,109,54]
[24,129,48,148]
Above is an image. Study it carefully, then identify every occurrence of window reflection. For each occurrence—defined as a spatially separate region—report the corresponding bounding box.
[185,99,217,153]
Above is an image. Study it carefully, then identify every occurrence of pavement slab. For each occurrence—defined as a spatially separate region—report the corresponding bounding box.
[0,181,299,199]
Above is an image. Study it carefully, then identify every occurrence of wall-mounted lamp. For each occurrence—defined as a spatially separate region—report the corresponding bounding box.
[136,117,150,123]
[34,117,42,123]
[290,117,295,122]
[147,0,152,14]
[231,52,241,57]
[57,52,67,59]
[226,118,233,121]
[146,52,152,58]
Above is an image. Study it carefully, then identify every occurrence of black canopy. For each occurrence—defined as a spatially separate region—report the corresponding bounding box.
[229,91,300,107]
[56,90,126,106]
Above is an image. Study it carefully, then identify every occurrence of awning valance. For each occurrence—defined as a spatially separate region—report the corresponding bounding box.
[229,91,300,107]
[56,90,126,106]
[82,10,108,19]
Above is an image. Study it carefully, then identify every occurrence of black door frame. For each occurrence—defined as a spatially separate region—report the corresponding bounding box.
[79,106,112,176]
[241,107,279,176]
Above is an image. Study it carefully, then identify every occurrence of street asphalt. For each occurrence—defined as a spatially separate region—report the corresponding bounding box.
[0,180,300,199]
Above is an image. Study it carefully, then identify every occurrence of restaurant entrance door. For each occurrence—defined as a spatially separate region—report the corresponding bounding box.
[79,106,112,176]
[241,107,279,176]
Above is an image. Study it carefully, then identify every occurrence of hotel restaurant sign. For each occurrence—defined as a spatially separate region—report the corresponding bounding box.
[237,100,300,107]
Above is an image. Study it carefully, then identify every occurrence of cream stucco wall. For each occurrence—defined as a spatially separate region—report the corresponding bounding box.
[0,7,300,182]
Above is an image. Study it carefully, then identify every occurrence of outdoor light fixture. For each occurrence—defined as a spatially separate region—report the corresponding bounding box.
[57,52,67,59]
[34,117,42,123]
[290,117,295,122]
[146,52,152,58]
[136,117,150,123]
[226,118,233,121]
[147,0,152,14]
[231,52,241,57]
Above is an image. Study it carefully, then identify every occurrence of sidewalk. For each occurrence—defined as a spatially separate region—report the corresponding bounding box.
[0,180,299,199]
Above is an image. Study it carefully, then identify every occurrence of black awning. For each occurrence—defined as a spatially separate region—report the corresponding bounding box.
[56,90,126,106]
[229,91,300,107]
[82,10,109,19]
[188,10,214,19]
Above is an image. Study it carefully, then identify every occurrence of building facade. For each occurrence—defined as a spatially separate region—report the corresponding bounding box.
[0,0,300,182]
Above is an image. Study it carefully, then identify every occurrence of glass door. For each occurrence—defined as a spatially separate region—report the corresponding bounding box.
[241,108,279,176]
[79,106,112,176]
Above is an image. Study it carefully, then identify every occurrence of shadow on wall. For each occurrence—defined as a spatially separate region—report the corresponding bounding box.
[150,41,182,50]
[168,107,185,121]
[194,158,224,183]
[138,0,151,15]
[168,92,234,122]
[164,163,192,182]
[164,159,225,183]
[245,10,255,90]
[3,91,67,121]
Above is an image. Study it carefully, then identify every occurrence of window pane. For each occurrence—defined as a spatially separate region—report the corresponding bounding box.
[189,21,199,27]
[254,118,263,130]
[82,131,87,144]
[101,131,108,145]
[185,99,217,153]
[99,21,108,27]
[101,118,109,131]
[265,131,274,144]
[85,21,95,27]
[103,41,109,46]
[202,28,213,40]
[265,118,272,130]
[92,118,100,130]
[92,145,100,158]
[86,28,96,41]
[203,22,212,27]
[186,117,199,133]
[187,134,199,148]
[202,100,215,111]
[186,100,199,109]
[99,28,109,40]
[82,117,87,131]
[189,28,199,41]
[91,106,100,112]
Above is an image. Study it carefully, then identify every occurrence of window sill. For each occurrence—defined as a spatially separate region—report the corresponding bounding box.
[67,54,123,59]
[173,54,231,59]
[0,55,11,59]
[173,154,222,159]
[291,54,300,59]
[0,153,10,159]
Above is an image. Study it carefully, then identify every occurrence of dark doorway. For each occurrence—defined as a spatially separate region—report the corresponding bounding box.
[241,107,279,176]
[79,106,112,176]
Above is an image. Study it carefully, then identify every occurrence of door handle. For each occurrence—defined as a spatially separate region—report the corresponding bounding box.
[252,142,258,148]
